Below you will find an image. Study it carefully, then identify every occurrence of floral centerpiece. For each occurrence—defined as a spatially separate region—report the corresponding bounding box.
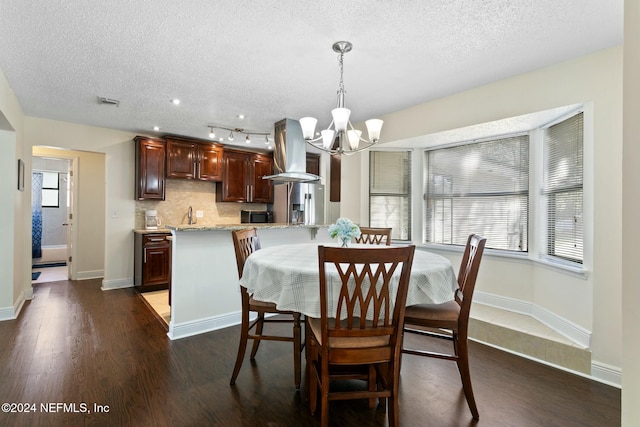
[328,217,361,247]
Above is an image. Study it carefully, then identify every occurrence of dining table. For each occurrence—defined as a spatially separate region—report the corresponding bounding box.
[240,242,458,318]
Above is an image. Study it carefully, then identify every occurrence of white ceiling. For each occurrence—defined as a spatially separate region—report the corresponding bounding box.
[0,1,623,149]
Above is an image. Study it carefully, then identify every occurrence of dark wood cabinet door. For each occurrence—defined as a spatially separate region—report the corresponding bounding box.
[167,139,197,179]
[251,154,274,203]
[306,153,320,175]
[217,150,250,202]
[135,137,166,200]
[134,233,171,292]
[197,143,223,181]
[143,245,171,286]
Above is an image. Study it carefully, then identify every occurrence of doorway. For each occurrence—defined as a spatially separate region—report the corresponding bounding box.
[31,156,74,283]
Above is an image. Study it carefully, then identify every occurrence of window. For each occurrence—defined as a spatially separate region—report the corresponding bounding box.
[369,151,411,240]
[424,135,529,251]
[542,113,584,264]
[41,171,60,208]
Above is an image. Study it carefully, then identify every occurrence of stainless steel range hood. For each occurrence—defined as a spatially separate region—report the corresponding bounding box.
[263,118,321,183]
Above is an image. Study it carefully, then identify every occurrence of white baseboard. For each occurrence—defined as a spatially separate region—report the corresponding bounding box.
[101,278,133,291]
[591,361,622,388]
[0,291,27,321]
[167,311,273,340]
[76,270,104,281]
[168,311,244,340]
[0,305,16,321]
[474,291,591,348]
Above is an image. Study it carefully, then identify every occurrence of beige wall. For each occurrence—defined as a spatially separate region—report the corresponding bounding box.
[622,0,640,424]
[341,46,623,373]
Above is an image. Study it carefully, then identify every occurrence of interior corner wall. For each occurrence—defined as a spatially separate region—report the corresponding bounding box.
[339,46,624,371]
[0,64,29,315]
[0,128,17,310]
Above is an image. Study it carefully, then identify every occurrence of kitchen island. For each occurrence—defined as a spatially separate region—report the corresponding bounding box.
[164,223,333,340]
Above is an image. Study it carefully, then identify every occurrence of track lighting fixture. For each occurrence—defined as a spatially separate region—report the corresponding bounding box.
[206,125,271,145]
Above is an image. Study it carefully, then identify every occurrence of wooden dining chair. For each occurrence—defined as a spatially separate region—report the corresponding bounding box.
[307,245,415,427]
[402,234,487,420]
[355,227,392,245]
[229,228,302,388]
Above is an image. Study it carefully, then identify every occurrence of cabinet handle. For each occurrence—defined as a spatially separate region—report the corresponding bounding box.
[247,185,250,201]
[144,250,146,264]
[148,238,164,242]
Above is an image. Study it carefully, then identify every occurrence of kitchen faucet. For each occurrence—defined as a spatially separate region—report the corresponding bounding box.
[188,206,197,225]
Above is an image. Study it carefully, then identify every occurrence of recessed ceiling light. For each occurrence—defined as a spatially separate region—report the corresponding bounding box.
[237,114,245,119]
[153,126,160,131]
[171,99,180,105]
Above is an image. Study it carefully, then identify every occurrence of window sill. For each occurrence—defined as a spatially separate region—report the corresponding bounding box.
[417,243,589,279]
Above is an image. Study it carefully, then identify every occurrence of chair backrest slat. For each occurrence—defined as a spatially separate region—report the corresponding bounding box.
[455,234,487,321]
[354,227,392,246]
[231,228,260,279]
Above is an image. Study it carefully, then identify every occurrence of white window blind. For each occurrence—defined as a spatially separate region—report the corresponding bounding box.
[543,112,583,264]
[424,135,529,251]
[369,151,411,240]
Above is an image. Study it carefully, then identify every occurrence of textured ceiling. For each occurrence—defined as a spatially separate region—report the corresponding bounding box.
[0,1,623,149]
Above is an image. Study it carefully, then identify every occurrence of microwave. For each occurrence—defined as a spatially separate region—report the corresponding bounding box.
[241,210,273,224]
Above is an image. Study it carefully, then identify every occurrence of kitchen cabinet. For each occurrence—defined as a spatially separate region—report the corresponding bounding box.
[134,232,172,293]
[166,136,223,181]
[306,153,320,175]
[216,149,273,203]
[134,136,166,200]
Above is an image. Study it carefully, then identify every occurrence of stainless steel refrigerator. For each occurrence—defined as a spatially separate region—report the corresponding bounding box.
[272,182,325,225]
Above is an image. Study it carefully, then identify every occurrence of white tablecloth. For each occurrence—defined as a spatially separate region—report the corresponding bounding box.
[240,243,457,318]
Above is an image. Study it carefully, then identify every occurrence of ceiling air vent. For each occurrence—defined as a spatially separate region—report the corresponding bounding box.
[97,96,120,107]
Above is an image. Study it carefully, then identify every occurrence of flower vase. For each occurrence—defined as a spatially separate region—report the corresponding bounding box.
[340,237,350,248]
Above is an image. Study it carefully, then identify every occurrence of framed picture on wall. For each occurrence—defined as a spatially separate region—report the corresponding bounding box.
[17,158,24,191]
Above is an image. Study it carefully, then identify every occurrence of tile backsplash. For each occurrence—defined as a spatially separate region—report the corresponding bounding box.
[135,179,267,229]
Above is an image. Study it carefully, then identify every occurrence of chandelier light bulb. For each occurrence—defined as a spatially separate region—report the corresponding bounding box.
[245,135,251,144]
[300,117,318,140]
[347,129,362,150]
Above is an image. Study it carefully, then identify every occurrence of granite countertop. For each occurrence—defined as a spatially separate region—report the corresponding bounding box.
[165,223,328,232]
[133,228,172,234]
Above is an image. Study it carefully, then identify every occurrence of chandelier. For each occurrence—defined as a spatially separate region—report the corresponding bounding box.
[300,41,383,155]
[207,125,272,146]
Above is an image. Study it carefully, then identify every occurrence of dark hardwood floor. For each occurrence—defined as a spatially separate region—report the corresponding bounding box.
[0,279,620,426]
